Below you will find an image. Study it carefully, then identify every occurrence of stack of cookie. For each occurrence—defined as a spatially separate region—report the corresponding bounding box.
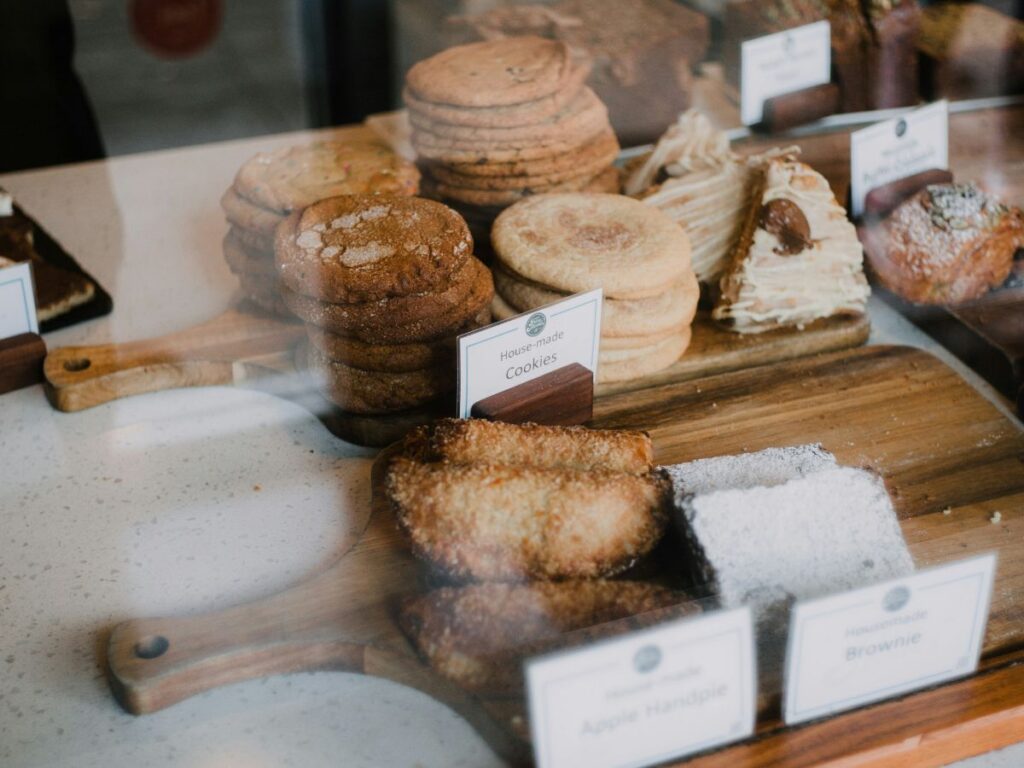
[275,195,493,415]
[490,193,698,384]
[220,139,420,315]
[404,36,621,243]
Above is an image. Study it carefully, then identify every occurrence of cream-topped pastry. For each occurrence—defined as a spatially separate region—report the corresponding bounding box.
[713,158,869,333]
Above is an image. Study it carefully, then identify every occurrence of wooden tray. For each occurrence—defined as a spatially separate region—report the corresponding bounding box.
[105,345,1024,767]
[43,304,868,433]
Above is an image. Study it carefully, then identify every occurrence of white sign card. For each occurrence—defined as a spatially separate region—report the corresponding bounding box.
[784,553,997,725]
[741,21,831,126]
[850,99,949,217]
[526,607,756,768]
[456,289,602,418]
[0,261,39,338]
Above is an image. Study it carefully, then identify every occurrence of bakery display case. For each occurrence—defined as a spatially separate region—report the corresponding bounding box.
[1,1,1023,767]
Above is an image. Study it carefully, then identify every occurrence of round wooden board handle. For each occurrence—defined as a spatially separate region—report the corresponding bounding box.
[43,308,303,412]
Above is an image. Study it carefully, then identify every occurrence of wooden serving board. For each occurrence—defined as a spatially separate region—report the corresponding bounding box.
[106,345,1024,767]
[43,303,868,436]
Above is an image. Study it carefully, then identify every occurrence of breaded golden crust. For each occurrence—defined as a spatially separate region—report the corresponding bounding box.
[404,418,654,472]
[386,459,671,581]
[399,581,690,693]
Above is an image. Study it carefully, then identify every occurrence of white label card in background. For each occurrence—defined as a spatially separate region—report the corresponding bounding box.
[850,100,949,217]
[0,262,39,338]
[456,289,602,418]
[741,21,831,126]
[527,607,756,768]
[784,553,996,725]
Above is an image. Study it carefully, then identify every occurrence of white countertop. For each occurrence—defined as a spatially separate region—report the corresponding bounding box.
[0,132,1020,768]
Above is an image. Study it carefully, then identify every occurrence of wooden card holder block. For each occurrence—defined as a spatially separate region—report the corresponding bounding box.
[758,82,840,134]
[0,332,46,394]
[470,362,593,425]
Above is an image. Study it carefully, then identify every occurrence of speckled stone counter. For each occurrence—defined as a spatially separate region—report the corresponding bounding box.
[0,133,1019,768]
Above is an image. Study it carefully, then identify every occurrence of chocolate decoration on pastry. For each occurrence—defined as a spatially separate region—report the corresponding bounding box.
[759,199,811,255]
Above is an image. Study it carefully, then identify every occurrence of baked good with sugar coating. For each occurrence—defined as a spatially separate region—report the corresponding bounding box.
[713,157,869,333]
[386,458,671,582]
[865,182,1024,305]
[402,417,655,473]
[400,580,691,694]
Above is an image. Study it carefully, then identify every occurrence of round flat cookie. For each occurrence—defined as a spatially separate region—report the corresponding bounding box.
[438,129,617,178]
[401,62,589,128]
[235,140,420,214]
[282,259,494,344]
[492,193,691,299]
[431,167,618,208]
[276,195,472,303]
[409,88,607,145]
[405,37,573,108]
[412,132,593,164]
[598,327,691,384]
[304,307,489,373]
[306,345,455,415]
[237,272,291,317]
[423,134,620,191]
[495,264,699,337]
[220,186,286,238]
[223,230,276,277]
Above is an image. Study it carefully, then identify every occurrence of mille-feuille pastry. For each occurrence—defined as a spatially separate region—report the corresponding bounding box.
[491,192,697,382]
[713,157,870,333]
[386,419,670,581]
[219,140,420,316]
[625,110,762,284]
[399,580,690,694]
[865,183,1024,306]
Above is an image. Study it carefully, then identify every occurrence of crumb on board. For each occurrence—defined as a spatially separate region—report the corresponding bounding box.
[991,511,1002,524]
[942,506,952,515]
[254,484,262,492]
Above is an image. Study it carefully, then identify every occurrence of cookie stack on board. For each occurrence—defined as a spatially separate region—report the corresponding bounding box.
[220,140,420,315]
[490,193,698,383]
[404,36,621,243]
[275,195,493,415]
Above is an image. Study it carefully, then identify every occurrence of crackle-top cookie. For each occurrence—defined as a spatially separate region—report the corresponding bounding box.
[405,36,574,108]
[276,195,473,304]
[492,193,692,298]
[234,140,420,214]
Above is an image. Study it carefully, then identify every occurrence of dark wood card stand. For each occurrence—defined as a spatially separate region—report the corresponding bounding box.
[758,82,840,134]
[0,332,47,395]
[470,363,593,426]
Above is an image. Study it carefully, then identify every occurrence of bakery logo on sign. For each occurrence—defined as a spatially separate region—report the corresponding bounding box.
[895,119,908,139]
[525,312,547,337]
[883,586,911,612]
[633,644,663,674]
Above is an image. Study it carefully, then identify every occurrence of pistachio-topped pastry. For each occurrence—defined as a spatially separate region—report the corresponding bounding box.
[865,182,1024,305]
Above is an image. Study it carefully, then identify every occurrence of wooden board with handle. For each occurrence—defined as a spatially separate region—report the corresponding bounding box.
[106,344,1024,767]
[43,303,869,415]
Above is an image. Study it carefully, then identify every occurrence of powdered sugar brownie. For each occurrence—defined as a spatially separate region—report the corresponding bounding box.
[275,195,472,303]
